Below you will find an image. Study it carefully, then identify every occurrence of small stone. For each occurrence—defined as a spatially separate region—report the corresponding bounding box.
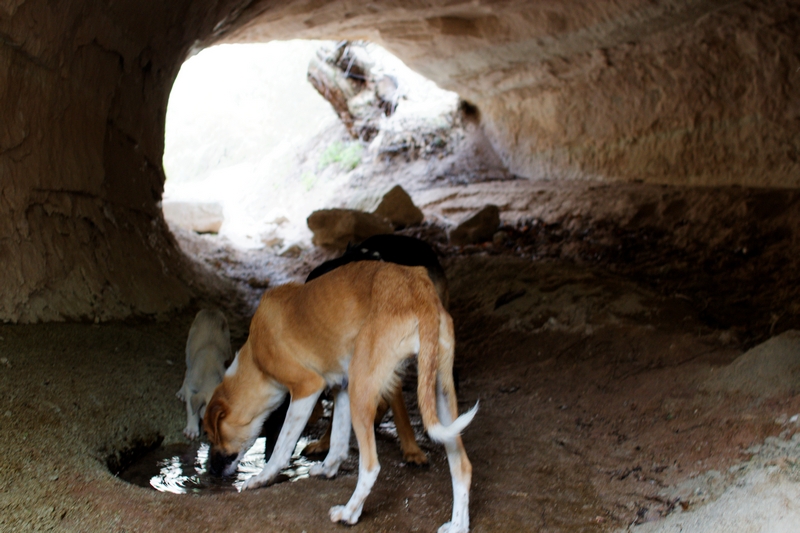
[373,185,424,229]
[162,200,224,233]
[449,205,501,246]
[307,208,393,251]
[279,244,303,258]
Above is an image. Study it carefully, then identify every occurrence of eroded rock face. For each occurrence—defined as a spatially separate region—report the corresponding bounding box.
[1,0,799,321]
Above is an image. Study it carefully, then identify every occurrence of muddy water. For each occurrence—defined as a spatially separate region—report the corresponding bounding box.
[118,437,315,494]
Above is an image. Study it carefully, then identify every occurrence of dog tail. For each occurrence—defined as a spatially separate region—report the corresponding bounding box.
[427,402,479,443]
[416,290,477,444]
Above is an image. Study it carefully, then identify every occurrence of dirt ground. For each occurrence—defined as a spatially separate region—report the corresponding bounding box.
[2,181,800,532]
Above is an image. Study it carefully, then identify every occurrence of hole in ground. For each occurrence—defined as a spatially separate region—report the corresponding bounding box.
[106,434,164,478]
[112,436,318,494]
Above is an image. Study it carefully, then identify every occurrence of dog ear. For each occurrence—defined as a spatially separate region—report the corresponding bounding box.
[203,398,227,444]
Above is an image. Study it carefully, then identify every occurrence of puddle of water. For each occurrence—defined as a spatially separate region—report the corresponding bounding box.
[118,437,316,494]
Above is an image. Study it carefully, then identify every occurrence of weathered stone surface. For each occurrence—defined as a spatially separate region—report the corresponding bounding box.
[373,185,424,229]
[2,0,799,321]
[162,200,224,234]
[449,204,501,246]
[704,330,800,397]
[307,208,393,251]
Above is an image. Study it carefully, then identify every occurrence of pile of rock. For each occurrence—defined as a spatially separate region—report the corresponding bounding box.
[307,184,421,251]
[307,184,502,251]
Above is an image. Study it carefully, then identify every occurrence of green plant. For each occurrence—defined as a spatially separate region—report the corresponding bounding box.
[300,171,318,191]
[319,141,363,171]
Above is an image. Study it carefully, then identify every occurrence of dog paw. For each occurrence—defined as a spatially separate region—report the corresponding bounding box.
[310,461,339,478]
[183,426,199,440]
[437,522,468,533]
[402,448,428,466]
[329,505,359,525]
[241,475,266,491]
[176,390,185,401]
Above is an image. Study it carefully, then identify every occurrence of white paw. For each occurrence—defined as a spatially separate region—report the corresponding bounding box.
[176,390,185,401]
[183,425,199,440]
[329,505,359,525]
[241,475,265,491]
[310,461,339,478]
[438,522,468,533]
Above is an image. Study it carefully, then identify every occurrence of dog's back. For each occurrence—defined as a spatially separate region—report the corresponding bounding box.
[179,309,232,438]
[306,234,449,309]
[186,309,231,365]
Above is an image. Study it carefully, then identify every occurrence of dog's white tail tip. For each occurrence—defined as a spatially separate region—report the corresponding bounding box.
[427,402,479,443]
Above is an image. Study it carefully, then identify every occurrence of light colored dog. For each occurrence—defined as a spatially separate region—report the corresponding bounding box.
[204,261,477,532]
[176,309,232,439]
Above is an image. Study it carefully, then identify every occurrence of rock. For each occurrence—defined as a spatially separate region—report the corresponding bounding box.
[279,244,304,258]
[449,205,501,246]
[373,185,424,229]
[307,208,393,251]
[161,200,224,234]
[703,330,800,397]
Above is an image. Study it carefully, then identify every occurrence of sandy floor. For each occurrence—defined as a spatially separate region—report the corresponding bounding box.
[2,235,799,532]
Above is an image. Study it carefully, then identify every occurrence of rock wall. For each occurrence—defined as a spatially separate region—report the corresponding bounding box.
[224,0,800,187]
[0,0,220,321]
[1,0,799,321]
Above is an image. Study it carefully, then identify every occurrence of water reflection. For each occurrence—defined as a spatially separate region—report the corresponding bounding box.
[122,437,315,494]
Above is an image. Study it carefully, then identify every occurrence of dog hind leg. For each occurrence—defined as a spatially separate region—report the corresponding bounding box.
[310,388,351,478]
[242,391,322,491]
[389,385,428,465]
[431,312,472,533]
[435,382,473,533]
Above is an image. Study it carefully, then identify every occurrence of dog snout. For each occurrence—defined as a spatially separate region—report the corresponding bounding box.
[208,449,238,477]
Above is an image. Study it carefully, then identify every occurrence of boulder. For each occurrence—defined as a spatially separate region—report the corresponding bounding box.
[449,205,501,246]
[373,185,424,229]
[162,200,224,234]
[307,208,393,251]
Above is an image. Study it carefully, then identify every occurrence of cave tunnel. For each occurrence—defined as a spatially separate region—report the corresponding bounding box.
[2,1,800,531]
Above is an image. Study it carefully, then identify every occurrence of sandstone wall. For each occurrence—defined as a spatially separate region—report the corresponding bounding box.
[0,0,200,321]
[1,0,798,321]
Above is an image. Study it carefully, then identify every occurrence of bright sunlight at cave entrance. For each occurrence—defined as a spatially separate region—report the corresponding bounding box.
[161,40,460,251]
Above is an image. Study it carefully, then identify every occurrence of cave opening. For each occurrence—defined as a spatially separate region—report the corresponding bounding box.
[159,39,475,303]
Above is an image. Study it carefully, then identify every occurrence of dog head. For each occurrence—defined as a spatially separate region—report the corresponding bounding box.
[203,385,263,477]
[202,368,284,477]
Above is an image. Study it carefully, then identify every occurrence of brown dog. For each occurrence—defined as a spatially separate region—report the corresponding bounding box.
[300,234,450,465]
[204,261,476,532]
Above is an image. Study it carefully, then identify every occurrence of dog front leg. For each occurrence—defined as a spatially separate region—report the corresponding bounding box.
[241,392,321,491]
[183,398,200,439]
[310,388,351,478]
